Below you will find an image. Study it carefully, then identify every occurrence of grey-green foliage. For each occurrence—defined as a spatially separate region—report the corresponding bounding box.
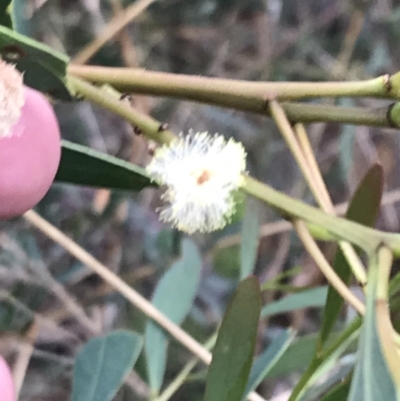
[71,331,143,401]
[145,238,202,392]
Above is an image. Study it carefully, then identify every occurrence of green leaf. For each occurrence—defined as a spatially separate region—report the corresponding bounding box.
[145,239,202,392]
[302,367,352,401]
[240,198,260,279]
[0,0,12,28]
[266,334,319,379]
[203,277,261,401]
[286,166,383,401]
[71,330,143,401]
[244,329,295,398]
[320,378,351,401]
[347,252,398,401]
[55,140,154,191]
[296,331,358,401]
[214,245,241,278]
[261,286,327,318]
[319,164,383,348]
[0,25,70,99]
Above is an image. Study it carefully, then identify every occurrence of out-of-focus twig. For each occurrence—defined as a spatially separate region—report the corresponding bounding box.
[12,321,39,399]
[293,220,365,315]
[73,0,159,65]
[23,210,266,401]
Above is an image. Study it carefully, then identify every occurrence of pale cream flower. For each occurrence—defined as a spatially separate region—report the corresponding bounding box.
[147,131,247,234]
[0,60,24,138]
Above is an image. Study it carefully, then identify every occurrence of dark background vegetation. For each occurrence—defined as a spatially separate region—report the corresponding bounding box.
[2,0,400,400]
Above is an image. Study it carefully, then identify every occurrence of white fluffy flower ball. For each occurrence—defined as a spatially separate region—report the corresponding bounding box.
[147,132,247,234]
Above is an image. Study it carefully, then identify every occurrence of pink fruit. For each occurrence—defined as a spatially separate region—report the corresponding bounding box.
[0,356,14,401]
[0,61,61,219]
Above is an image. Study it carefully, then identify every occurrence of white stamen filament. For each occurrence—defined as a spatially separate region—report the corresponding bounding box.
[147,132,247,234]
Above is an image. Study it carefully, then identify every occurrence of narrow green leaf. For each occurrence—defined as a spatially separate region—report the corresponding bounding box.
[319,164,383,348]
[0,25,70,99]
[268,319,360,384]
[261,287,327,318]
[204,277,261,401]
[55,140,154,191]
[319,377,351,401]
[297,333,357,401]
[287,167,383,401]
[347,250,398,401]
[145,239,202,392]
[71,330,143,401]
[244,329,295,398]
[240,198,260,279]
[266,334,318,379]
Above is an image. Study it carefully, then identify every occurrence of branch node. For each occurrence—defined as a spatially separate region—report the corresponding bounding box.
[263,93,277,112]
[384,74,392,93]
[158,123,169,132]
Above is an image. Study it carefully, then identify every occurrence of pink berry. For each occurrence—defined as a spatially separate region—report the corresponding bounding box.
[0,62,61,219]
[0,356,15,401]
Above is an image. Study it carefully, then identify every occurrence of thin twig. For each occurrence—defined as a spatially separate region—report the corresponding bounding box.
[12,320,39,399]
[269,100,330,208]
[293,124,333,212]
[154,335,216,401]
[23,211,210,362]
[73,0,159,65]
[23,210,266,401]
[0,232,99,336]
[293,221,365,315]
[31,264,100,336]
[269,100,367,284]
[294,123,367,285]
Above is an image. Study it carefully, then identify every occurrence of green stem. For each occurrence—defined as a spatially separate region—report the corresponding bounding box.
[243,176,400,257]
[68,66,400,127]
[288,317,361,401]
[68,76,176,145]
[283,102,400,128]
[68,65,400,102]
[68,75,400,258]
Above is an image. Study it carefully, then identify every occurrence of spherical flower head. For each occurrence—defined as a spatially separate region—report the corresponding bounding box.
[0,60,61,219]
[147,132,247,234]
[0,60,25,138]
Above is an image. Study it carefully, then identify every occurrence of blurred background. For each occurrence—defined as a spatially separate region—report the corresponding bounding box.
[2,0,400,400]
